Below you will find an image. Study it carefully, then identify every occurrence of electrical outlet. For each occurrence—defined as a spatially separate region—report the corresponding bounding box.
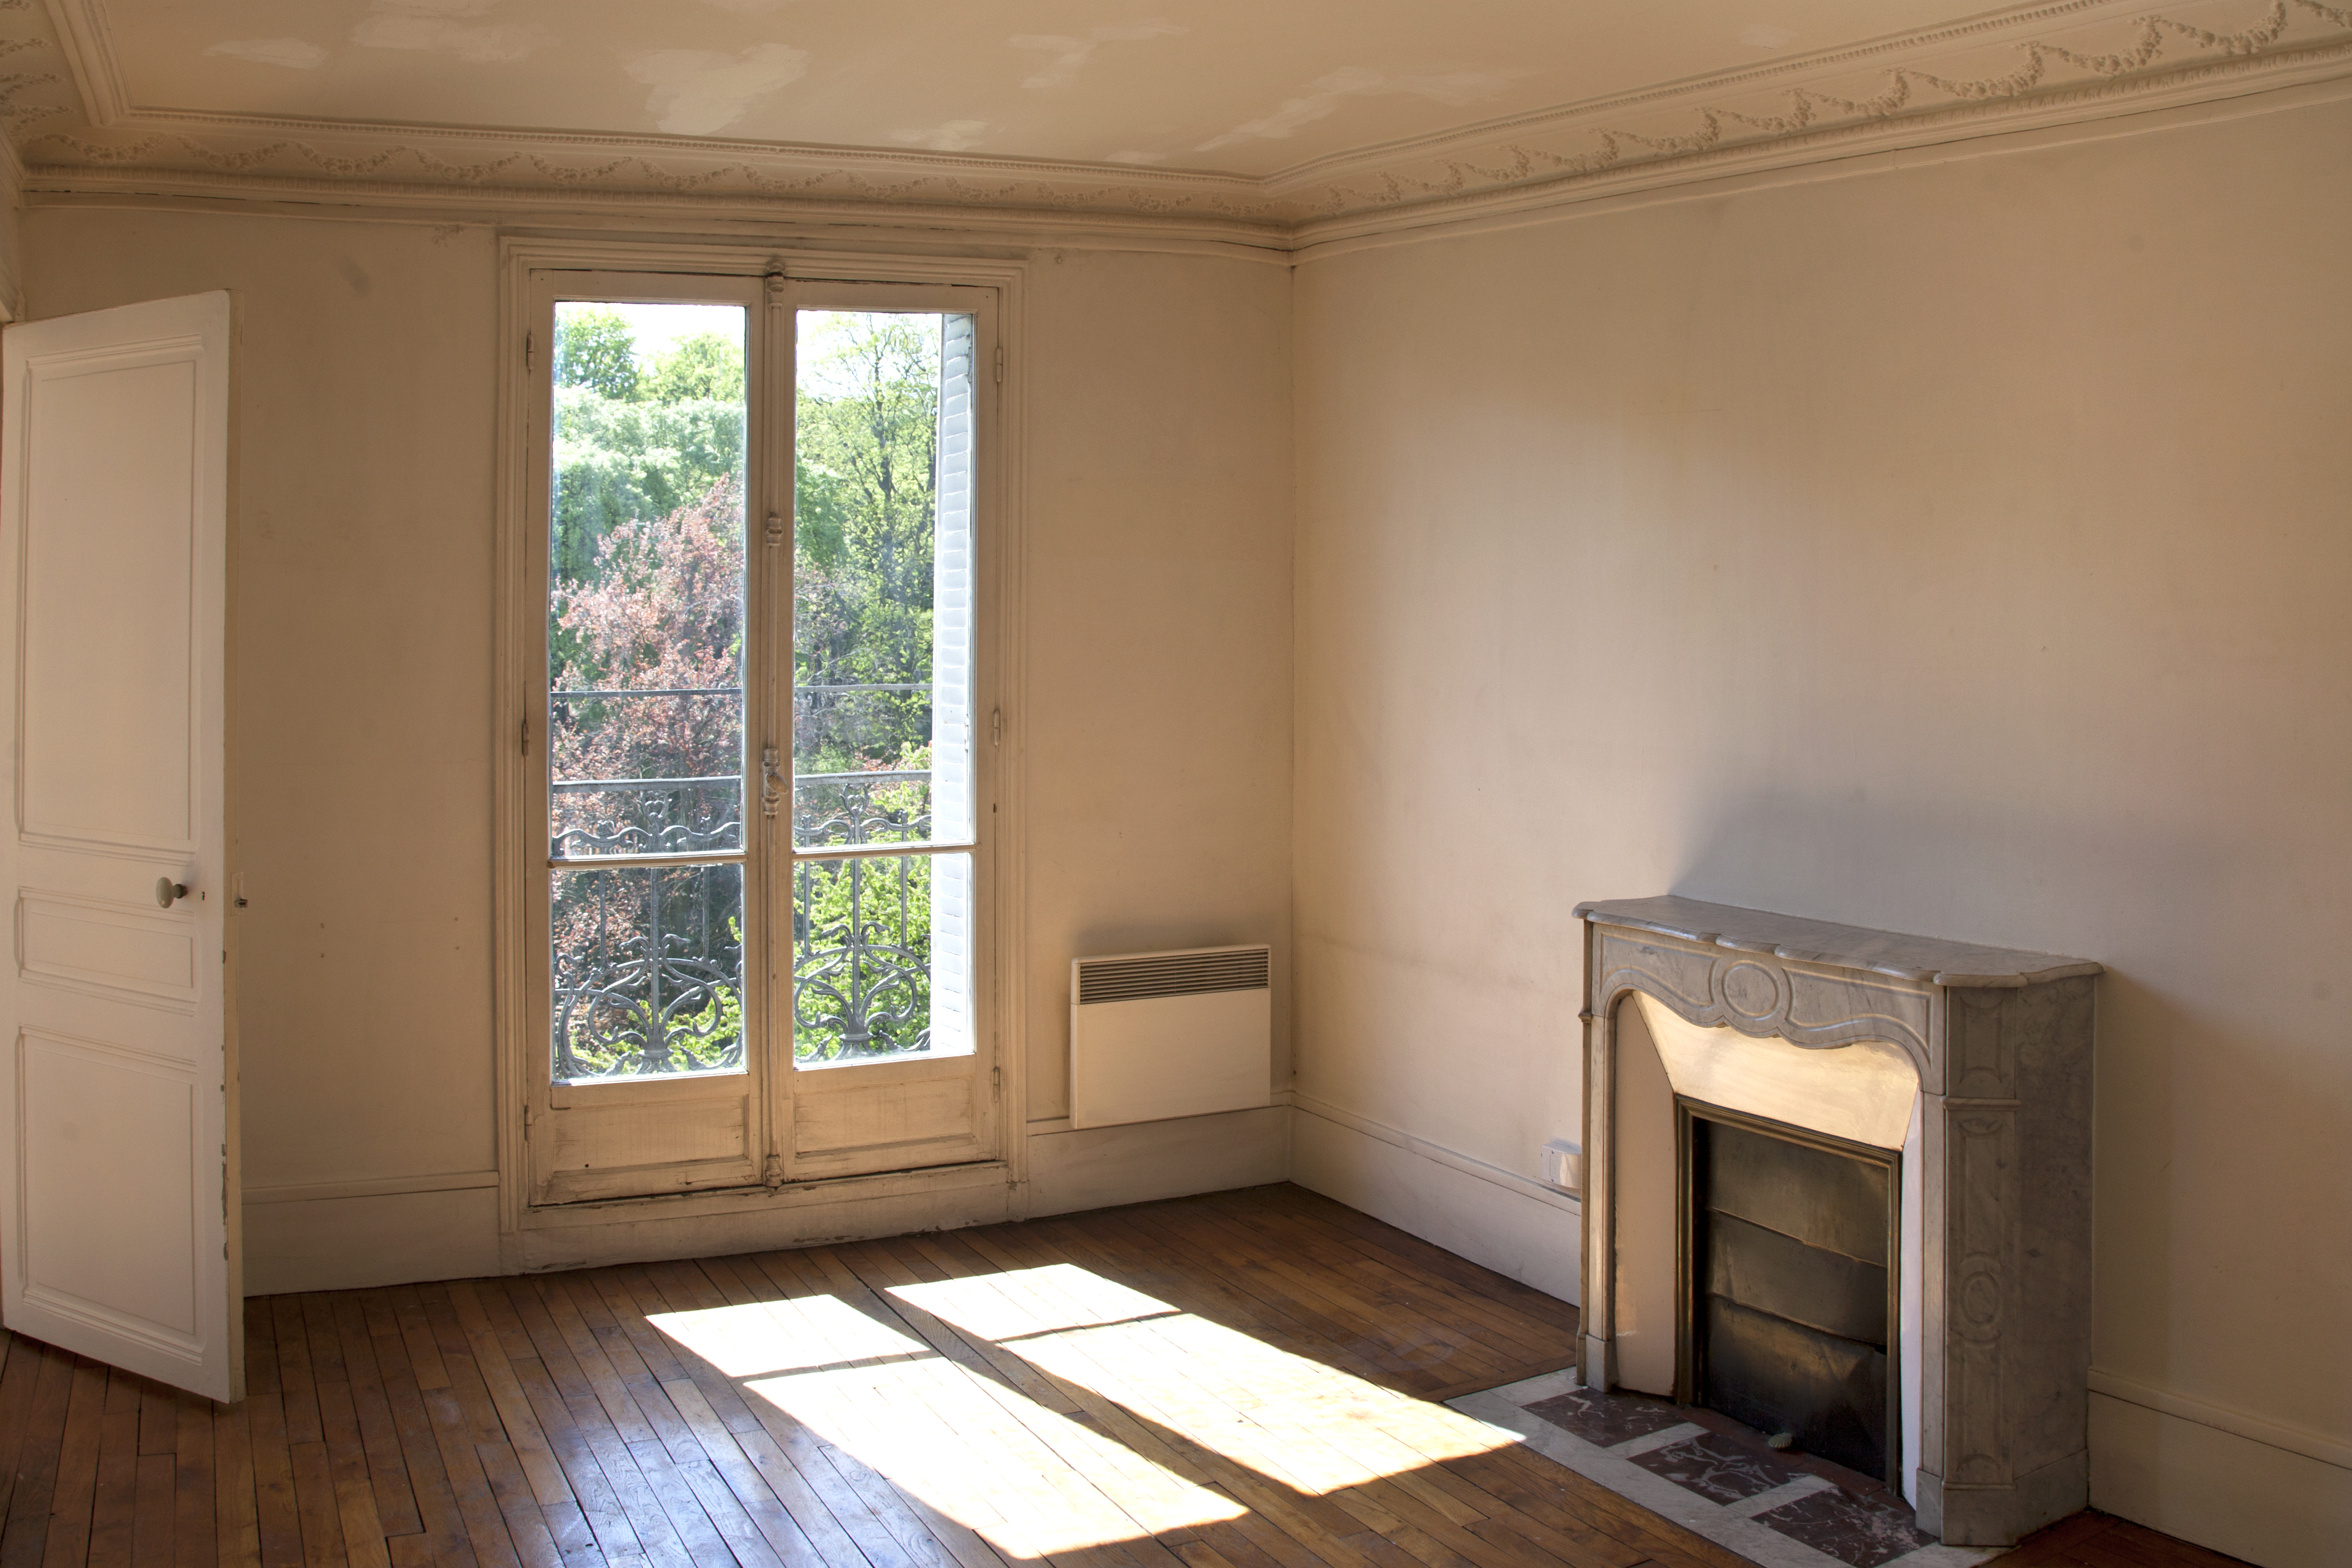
[1541,1138,1583,1195]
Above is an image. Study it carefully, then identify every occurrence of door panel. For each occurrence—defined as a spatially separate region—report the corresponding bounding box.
[789,1055,980,1170]
[0,291,238,1402]
[540,1089,754,1202]
[20,891,203,1006]
[21,1032,203,1349]
[19,355,199,855]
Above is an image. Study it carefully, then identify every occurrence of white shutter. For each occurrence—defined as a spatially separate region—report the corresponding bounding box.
[928,313,978,1053]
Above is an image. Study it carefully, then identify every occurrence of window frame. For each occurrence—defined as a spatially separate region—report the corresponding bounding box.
[492,238,1029,1253]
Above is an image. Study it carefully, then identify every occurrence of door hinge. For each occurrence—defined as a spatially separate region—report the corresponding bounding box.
[520,713,530,755]
[764,512,786,548]
[763,1153,785,1189]
[990,1065,1001,1097]
[993,344,1004,385]
[523,1102,536,1140]
[761,745,784,818]
[991,708,1001,747]
[525,329,535,371]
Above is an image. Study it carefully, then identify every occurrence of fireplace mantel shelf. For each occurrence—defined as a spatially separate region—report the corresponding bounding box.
[1572,895,2103,989]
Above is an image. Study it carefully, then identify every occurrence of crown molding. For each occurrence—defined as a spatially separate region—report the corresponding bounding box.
[1289,27,2352,249]
[1286,69,2352,263]
[38,0,122,126]
[7,0,2349,247]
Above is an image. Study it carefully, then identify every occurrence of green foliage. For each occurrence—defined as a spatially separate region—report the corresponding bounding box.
[793,854,932,1062]
[552,389,746,585]
[547,304,958,1075]
[554,305,641,399]
[792,313,942,775]
[645,331,746,402]
[674,942,746,1070]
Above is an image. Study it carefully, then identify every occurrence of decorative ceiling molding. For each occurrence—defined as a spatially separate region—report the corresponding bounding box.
[5,0,2348,245]
[38,0,124,127]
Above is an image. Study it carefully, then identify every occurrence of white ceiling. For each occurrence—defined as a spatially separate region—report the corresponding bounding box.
[8,0,2348,232]
[103,0,1979,177]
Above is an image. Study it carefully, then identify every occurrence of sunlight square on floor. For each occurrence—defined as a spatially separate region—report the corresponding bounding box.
[646,1258,1526,1558]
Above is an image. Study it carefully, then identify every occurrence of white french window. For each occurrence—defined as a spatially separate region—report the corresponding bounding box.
[503,255,1005,1212]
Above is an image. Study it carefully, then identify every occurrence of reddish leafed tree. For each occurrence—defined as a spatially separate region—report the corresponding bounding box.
[551,474,746,844]
[548,476,747,1076]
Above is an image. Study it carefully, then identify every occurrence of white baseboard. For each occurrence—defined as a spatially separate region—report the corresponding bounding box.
[244,1185,503,1296]
[513,1163,1020,1274]
[242,1109,1291,1292]
[1025,1103,1289,1217]
[2091,1387,2352,1568]
[1289,1097,1581,1304]
[244,1169,499,1205]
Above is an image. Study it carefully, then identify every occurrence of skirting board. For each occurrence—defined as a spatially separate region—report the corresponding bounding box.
[2090,1390,2352,1568]
[1025,1103,1290,1218]
[1290,1099,1582,1304]
[243,1107,1289,1293]
[244,1185,503,1296]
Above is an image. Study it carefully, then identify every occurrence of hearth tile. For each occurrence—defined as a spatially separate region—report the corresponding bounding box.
[1755,1484,1936,1568]
[1627,1431,1803,1503]
[1521,1386,1689,1447]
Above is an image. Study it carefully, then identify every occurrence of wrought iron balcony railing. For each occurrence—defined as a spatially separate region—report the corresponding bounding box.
[549,747,939,1079]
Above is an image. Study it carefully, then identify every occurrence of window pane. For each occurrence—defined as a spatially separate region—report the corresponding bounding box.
[792,851,971,1064]
[552,862,745,1081]
[792,311,977,851]
[550,301,748,859]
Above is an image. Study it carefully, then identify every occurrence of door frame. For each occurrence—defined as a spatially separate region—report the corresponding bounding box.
[491,238,1030,1260]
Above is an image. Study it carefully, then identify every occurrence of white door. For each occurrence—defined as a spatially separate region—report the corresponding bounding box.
[0,292,239,1402]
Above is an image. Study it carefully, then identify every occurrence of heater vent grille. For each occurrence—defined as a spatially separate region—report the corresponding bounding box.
[1076,946,1268,1006]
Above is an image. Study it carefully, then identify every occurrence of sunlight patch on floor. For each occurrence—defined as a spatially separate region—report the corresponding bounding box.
[649,1293,927,1375]
[890,1262,1522,1496]
[649,1260,1522,1559]
[748,1357,1249,1554]
[652,1285,1247,1556]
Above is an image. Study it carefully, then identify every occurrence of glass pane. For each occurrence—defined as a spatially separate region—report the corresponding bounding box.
[792,311,977,852]
[552,863,745,1081]
[792,852,971,1064]
[550,301,748,859]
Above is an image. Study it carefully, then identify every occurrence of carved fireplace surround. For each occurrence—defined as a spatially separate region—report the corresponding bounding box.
[1576,896,2099,1546]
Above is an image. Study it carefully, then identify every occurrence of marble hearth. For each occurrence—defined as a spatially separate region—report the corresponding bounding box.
[1575,897,2099,1547]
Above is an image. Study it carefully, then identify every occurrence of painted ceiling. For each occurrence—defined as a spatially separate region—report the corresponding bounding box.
[5,0,2348,232]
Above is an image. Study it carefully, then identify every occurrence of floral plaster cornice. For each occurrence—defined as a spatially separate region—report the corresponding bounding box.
[6,0,2350,243]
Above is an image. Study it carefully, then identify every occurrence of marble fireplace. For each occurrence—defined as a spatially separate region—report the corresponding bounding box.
[1576,897,2098,1547]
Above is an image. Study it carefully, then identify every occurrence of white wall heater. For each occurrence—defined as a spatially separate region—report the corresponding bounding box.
[1069,945,1272,1130]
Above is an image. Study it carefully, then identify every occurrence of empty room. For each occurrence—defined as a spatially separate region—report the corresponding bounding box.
[0,5,2342,1568]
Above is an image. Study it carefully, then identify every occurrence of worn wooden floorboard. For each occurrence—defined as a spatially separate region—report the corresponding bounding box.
[0,1185,2240,1568]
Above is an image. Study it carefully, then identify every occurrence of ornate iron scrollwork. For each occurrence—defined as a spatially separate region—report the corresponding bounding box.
[791,770,933,1063]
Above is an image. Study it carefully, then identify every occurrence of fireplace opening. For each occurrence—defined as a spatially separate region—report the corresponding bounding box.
[1676,1100,1900,1482]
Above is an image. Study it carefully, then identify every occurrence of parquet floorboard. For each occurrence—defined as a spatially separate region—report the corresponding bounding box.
[0,1186,2244,1568]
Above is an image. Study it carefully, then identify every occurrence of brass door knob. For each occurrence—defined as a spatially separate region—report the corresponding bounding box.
[156,877,189,908]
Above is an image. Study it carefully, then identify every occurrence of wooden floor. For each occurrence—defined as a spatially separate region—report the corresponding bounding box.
[0,1185,2244,1568]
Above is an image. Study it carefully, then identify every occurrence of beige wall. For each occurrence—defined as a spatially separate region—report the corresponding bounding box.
[1020,247,1295,1121]
[26,209,506,1202]
[1291,95,2351,1566]
[19,206,1294,1278]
